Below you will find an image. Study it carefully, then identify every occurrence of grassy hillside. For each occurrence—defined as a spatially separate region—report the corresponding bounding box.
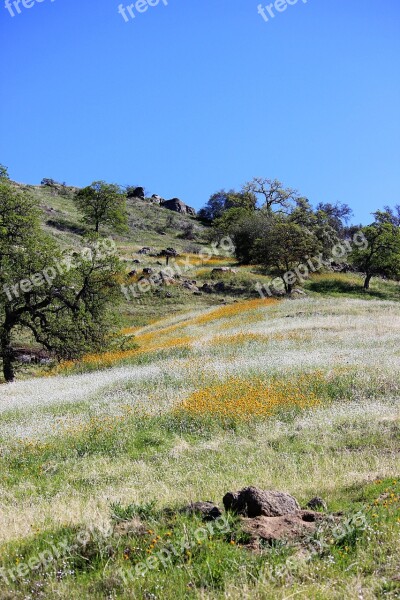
[0,295,399,599]
[1,184,399,598]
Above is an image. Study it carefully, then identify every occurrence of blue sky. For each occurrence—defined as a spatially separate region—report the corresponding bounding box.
[1,0,399,224]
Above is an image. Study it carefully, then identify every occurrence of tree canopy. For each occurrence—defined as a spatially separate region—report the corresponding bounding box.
[0,179,123,382]
[74,181,128,233]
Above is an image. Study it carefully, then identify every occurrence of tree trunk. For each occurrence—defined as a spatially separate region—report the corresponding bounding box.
[364,274,372,290]
[1,328,15,383]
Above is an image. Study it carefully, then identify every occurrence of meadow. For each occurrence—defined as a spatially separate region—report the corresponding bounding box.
[0,294,399,599]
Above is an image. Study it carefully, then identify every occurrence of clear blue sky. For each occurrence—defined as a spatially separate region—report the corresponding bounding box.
[1,0,399,224]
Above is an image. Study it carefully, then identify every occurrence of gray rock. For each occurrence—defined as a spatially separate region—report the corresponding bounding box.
[223,487,300,518]
[306,497,327,511]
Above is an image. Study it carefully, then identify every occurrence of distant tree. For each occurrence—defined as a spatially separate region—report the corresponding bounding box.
[373,205,400,227]
[349,222,400,289]
[231,212,271,264]
[0,164,10,180]
[74,181,128,233]
[198,190,232,222]
[41,178,58,187]
[199,189,257,223]
[315,202,353,236]
[0,179,124,382]
[253,219,321,293]
[243,177,298,214]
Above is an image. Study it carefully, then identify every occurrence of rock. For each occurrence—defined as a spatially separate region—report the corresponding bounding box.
[183,281,199,292]
[159,247,179,258]
[306,497,327,511]
[142,268,154,275]
[128,270,137,277]
[214,281,226,292]
[166,292,172,298]
[133,259,141,264]
[193,291,202,296]
[201,283,214,294]
[138,247,151,255]
[131,186,145,199]
[182,501,222,521]
[223,487,300,518]
[161,198,196,215]
[18,354,32,364]
[151,194,163,204]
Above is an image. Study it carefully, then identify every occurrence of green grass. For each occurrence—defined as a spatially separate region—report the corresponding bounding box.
[304,272,400,302]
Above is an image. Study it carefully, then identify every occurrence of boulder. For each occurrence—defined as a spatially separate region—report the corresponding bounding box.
[159,248,179,258]
[182,501,222,521]
[161,198,196,215]
[306,497,327,511]
[223,487,300,518]
[132,186,145,199]
[183,281,199,292]
[201,283,214,294]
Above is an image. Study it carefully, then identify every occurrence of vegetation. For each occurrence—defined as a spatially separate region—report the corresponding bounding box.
[0,177,123,382]
[349,222,400,289]
[0,165,399,598]
[74,181,128,233]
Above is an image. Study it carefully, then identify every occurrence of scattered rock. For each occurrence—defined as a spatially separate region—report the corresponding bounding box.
[182,501,222,521]
[159,248,179,258]
[223,487,300,518]
[201,283,214,294]
[306,497,327,511]
[183,281,199,292]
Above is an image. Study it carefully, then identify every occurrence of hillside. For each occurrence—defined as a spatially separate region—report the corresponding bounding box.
[0,295,399,598]
[1,183,400,599]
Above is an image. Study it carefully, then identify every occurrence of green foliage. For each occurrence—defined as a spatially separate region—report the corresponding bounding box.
[0,179,124,382]
[349,222,400,289]
[111,500,157,522]
[253,218,322,292]
[74,181,128,233]
[0,163,10,180]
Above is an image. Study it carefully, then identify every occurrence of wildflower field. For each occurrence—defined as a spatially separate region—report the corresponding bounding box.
[0,295,399,599]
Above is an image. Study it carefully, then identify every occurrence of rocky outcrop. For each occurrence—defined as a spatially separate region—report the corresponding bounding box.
[161,198,196,216]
